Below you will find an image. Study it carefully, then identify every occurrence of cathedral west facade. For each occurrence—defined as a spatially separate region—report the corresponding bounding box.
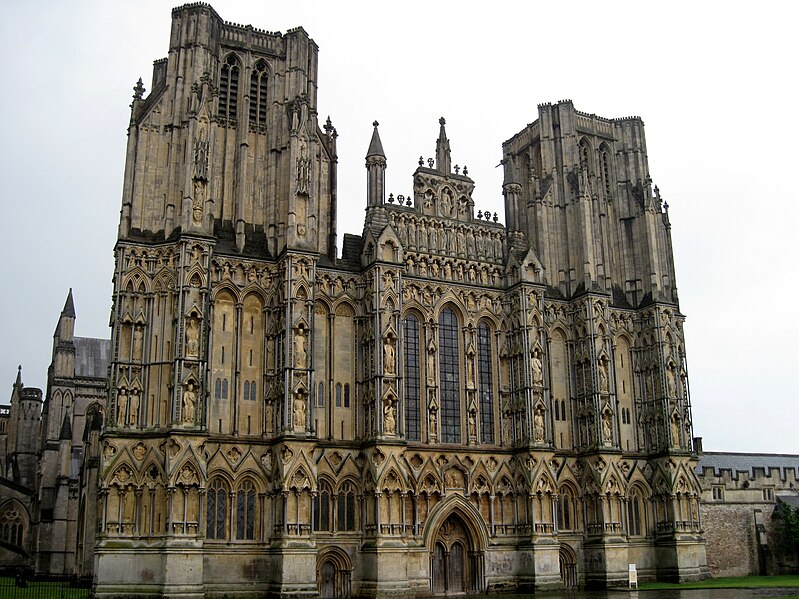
[3,3,712,597]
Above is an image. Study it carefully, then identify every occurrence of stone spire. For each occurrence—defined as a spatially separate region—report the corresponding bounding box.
[435,117,451,174]
[62,288,76,318]
[366,121,387,207]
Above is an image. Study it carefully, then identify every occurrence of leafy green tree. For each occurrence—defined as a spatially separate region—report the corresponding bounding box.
[773,502,799,556]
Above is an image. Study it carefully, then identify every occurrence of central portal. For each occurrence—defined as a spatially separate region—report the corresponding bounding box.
[431,513,476,594]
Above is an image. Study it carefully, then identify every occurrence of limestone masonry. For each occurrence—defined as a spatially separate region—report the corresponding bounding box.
[1,3,797,597]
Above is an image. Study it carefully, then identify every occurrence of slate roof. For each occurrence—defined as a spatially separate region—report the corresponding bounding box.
[696,452,799,479]
[74,337,110,379]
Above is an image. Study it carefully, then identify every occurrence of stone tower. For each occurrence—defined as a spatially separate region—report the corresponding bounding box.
[95,5,706,597]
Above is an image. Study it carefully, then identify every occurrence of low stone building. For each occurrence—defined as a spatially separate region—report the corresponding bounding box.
[695,444,799,576]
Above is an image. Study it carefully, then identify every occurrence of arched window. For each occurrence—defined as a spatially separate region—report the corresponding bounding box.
[343,384,350,407]
[477,322,494,443]
[218,55,240,120]
[628,487,644,536]
[600,145,612,197]
[439,307,461,443]
[249,60,268,127]
[236,479,256,540]
[0,504,25,547]
[206,478,229,540]
[337,481,356,531]
[214,378,221,400]
[314,482,333,532]
[554,400,560,421]
[222,379,229,400]
[244,381,250,402]
[557,487,575,531]
[403,314,421,441]
[249,380,257,401]
[317,382,325,408]
[335,383,342,407]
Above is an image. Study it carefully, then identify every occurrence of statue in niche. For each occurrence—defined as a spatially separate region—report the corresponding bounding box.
[671,414,681,448]
[185,317,200,358]
[667,365,678,396]
[117,388,128,426]
[467,356,475,387]
[503,412,513,445]
[267,336,275,370]
[294,328,307,368]
[602,411,613,444]
[427,346,436,385]
[443,262,452,279]
[468,409,477,438]
[296,145,310,195]
[384,337,396,375]
[132,325,144,362]
[440,189,453,217]
[129,390,139,426]
[182,382,196,423]
[384,399,396,435]
[429,409,437,438]
[192,181,205,225]
[265,399,274,433]
[294,393,306,429]
[532,350,543,385]
[599,359,609,393]
[534,407,545,442]
[193,119,209,180]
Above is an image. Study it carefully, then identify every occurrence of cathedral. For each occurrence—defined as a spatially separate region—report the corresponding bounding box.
[1,3,716,597]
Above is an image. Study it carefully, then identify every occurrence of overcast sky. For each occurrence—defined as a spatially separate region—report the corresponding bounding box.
[1,1,796,453]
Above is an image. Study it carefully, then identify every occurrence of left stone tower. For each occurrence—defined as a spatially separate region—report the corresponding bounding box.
[98,4,338,596]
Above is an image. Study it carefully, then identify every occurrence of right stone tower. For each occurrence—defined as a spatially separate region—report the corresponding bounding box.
[502,100,704,584]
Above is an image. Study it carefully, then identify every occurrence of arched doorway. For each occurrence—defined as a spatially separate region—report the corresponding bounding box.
[559,544,578,588]
[430,513,478,594]
[317,547,352,598]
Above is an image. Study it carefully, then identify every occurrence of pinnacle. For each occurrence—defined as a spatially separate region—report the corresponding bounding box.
[366,121,385,159]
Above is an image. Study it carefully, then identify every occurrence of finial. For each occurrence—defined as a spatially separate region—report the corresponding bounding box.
[477,210,483,219]
[463,165,468,175]
[133,78,145,101]
[493,212,498,222]
[419,156,424,166]
[454,165,460,174]
[439,117,446,126]
[427,158,434,168]
[373,120,379,128]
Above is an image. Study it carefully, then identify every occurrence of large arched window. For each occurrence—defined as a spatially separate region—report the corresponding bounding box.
[439,307,461,443]
[236,479,257,540]
[206,478,229,540]
[628,486,645,537]
[0,503,25,547]
[219,55,240,120]
[556,486,576,531]
[403,314,421,441]
[477,322,495,444]
[337,481,356,531]
[249,60,268,127]
[314,481,333,532]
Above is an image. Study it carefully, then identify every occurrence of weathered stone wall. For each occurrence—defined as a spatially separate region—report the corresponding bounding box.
[701,502,769,577]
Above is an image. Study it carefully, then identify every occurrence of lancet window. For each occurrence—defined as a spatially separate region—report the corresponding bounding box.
[218,55,240,121]
[439,307,461,443]
[249,60,268,127]
[206,478,228,540]
[477,322,494,443]
[404,314,421,441]
[236,479,256,540]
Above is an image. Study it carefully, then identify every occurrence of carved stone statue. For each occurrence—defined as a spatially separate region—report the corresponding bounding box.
[468,410,477,438]
[384,337,396,375]
[602,411,613,443]
[427,347,436,385]
[132,325,143,362]
[667,365,677,396]
[671,414,681,448]
[534,408,544,442]
[294,393,306,429]
[294,329,307,369]
[182,383,196,423]
[532,351,543,385]
[599,359,609,393]
[185,317,200,358]
[129,390,139,426]
[117,388,128,426]
[384,400,396,435]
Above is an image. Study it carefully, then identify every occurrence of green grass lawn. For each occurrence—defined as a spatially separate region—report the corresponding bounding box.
[640,575,799,590]
[0,577,90,598]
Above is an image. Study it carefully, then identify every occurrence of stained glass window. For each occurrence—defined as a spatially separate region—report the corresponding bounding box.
[439,308,461,443]
[404,315,420,441]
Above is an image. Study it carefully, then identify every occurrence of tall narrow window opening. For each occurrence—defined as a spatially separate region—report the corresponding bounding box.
[249,60,268,127]
[219,55,240,120]
[404,315,421,441]
[439,308,461,443]
[477,323,494,443]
